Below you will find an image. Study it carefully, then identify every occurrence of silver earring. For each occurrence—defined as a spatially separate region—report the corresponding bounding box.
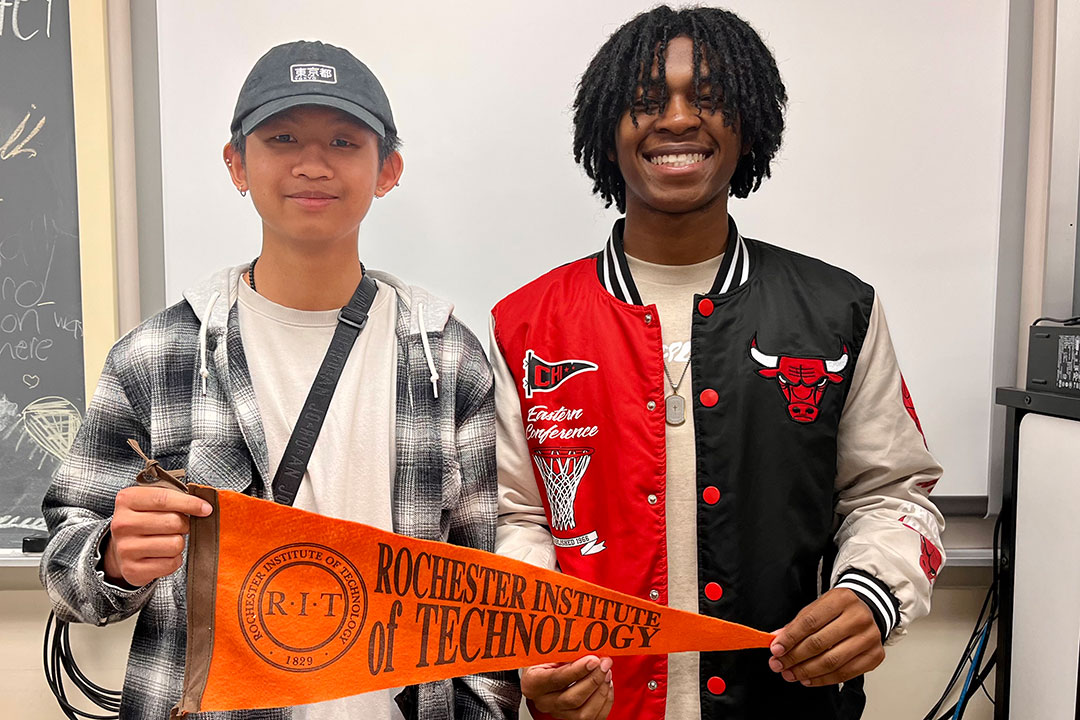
[239,188,247,197]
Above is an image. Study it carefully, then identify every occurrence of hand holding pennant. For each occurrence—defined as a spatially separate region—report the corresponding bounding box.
[171,485,774,716]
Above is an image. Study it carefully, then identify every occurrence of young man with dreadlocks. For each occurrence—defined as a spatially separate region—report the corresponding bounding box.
[490,6,944,720]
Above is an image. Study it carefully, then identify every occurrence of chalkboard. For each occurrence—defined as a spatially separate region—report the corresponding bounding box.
[0,0,85,550]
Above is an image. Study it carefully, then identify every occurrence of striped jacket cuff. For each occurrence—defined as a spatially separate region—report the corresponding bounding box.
[834,568,901,643]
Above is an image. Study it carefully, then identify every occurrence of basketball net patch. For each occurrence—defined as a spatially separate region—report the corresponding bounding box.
[532,447,605,555]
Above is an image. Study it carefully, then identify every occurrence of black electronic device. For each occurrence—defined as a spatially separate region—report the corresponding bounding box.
[1026,317,1080,398]
[22,536,47,553]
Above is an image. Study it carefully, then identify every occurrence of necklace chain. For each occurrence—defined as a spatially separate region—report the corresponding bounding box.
[663,359,690,395]
[248,256,367,297]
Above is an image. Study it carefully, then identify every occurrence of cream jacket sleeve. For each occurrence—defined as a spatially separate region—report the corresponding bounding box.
[489,315,558,571]
[830,295,945,644]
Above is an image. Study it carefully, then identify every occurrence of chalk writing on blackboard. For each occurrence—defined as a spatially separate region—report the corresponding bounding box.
[0,0,55,42]
[0,394,79,532]
[2,226,68,362]
[1,104,46,161]
[0,0,84,549]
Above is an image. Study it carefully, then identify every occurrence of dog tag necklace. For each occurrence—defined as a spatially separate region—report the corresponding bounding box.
[663,360,690,426]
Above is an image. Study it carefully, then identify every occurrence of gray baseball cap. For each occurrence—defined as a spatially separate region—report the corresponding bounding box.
[231,40,396,138]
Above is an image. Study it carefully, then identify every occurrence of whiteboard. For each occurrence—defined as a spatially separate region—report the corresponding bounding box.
[156,0,1017,501]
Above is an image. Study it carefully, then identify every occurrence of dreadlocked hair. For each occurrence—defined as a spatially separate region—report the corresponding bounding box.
[573,5,787,211]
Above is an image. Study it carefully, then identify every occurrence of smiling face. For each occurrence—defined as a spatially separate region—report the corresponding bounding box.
[614,36,745,216]
[224,105,402,250]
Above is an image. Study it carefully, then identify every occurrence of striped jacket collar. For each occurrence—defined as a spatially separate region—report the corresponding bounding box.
[596,216,751,305]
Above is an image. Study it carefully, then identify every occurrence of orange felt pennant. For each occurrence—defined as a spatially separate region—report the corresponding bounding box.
[173,485,773,716]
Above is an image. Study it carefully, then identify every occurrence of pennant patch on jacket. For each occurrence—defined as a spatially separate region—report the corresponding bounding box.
[522,350,597,398]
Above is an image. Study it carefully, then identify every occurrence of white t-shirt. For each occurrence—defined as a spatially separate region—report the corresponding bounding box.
[625,252,723,720]
[237,277,404,720]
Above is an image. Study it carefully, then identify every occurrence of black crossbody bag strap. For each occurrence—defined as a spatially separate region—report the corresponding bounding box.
[271,272,378,505]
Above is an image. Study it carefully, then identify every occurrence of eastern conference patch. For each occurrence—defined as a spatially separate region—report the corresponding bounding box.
[173,486,773,715]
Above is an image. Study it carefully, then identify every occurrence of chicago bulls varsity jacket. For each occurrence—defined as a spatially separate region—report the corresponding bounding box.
[490,218,944,720]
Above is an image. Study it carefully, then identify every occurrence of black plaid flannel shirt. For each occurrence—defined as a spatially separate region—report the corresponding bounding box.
[40,271,520,720]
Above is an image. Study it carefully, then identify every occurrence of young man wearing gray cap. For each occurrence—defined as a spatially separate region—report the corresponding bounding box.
[40,40,519,720]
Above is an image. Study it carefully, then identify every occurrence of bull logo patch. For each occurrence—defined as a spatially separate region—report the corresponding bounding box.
[749,336,848,424]
[523,350,598,399]
[900,516,943,582]
[919,536,943,582]
[901,374,929,444]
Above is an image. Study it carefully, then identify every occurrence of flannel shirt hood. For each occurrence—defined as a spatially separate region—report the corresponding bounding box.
[184,265,455,399]
[182,264,456,334]
[41,264,519,719]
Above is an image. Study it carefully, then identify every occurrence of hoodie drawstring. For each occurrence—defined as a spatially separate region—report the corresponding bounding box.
[416,301,440,399]
[196,283,441,401]
[198,292,221,395]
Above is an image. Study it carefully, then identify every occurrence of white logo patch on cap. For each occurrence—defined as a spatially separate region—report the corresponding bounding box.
[290,64,337,84]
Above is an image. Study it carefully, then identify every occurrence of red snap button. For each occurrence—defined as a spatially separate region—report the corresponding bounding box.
[702,486,721,505]
[705,582,723,601]
[700,389,718,407]
[707,676,727,695]
[698,298,714,317]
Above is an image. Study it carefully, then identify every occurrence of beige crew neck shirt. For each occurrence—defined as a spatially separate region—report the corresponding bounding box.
[625,251,723,720]
[237,277,404,720]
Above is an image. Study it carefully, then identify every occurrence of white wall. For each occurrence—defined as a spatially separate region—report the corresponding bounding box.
[155,0,1018,501]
